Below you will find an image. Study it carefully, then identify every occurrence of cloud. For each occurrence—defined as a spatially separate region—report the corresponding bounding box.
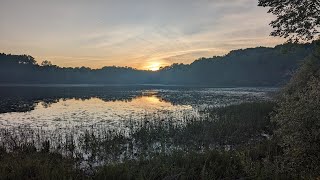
[0,0,285,69]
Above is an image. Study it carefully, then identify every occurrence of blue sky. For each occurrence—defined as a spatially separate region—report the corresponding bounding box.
[0,0,284,69]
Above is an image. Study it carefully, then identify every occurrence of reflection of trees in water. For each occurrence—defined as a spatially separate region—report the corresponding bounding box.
[0,86,172,113]
[0,86,274,113]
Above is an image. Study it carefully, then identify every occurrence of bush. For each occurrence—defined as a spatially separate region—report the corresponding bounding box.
[272,44,320,178]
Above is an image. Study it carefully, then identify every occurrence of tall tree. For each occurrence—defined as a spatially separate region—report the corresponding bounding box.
[258,0,320,42]
[259,0,320,178]
[273,45,320,178]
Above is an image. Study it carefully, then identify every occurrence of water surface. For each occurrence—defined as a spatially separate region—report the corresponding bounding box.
[0,85,277,132]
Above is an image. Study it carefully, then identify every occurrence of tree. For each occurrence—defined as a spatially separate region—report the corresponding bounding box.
[260,0,320,178]
[258,0,320,42]
[41,60,53,66]
[272,45,320,177]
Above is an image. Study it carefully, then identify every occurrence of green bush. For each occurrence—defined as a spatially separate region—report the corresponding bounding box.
[272,44,320,178]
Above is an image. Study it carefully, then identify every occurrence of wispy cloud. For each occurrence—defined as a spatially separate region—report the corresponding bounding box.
[0,0,285,69]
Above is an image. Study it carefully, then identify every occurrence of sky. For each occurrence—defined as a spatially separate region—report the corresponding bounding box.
[0,0,285,70]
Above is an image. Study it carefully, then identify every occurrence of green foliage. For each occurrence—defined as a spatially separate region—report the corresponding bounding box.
[259,1,320,178]
[258,0,320,41]
[272,44,320,178]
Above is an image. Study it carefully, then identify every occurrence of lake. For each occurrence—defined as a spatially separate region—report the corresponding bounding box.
[0,85,277,133]
[0,85,278,166]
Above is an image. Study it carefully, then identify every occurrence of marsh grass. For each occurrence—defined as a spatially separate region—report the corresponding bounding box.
[0,146,85,179]
[0,101,278,179]
[94,150,247,180]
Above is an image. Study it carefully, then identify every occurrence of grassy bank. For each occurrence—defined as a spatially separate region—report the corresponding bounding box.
[0,101,281,179]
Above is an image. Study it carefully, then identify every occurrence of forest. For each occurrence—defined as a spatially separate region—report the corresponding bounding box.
[0,41,317,86]
[0,0,320,179]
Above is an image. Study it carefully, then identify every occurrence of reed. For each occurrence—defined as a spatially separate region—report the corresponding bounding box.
[0,101,280,179]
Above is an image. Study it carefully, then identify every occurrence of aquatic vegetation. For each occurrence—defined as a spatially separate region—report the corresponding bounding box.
[0,102,276,178]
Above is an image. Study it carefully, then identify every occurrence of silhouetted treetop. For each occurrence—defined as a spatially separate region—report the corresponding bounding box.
[41,60,53,66]
[0,41,317,86]
[258,0,320,41]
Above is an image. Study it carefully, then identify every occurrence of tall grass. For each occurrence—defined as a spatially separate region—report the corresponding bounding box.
[0,101,278,179]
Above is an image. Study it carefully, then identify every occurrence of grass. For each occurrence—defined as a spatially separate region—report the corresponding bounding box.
[0,101,281,179]
[0,147,85,179]
[94,150,246,180]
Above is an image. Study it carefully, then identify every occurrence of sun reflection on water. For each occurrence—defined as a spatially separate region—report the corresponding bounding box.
[0,94,193,130]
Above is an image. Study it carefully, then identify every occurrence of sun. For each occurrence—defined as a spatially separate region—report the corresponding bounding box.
[148,62,161,71]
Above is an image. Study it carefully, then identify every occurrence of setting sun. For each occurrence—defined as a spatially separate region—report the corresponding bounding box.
[147,62,162,71]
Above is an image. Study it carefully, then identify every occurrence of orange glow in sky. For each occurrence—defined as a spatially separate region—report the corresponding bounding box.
[0,0,285,70]
[146,62,162,71]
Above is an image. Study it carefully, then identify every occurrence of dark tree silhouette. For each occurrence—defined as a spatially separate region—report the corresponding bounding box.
[260,0,320,178]
[0,42,317,86]
[258,0,320,41]
[41,60,53,66]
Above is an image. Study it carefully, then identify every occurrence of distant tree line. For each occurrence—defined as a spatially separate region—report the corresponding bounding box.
[0,41,317,86]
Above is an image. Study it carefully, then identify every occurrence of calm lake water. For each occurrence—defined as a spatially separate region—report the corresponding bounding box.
[0,85,277,133]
